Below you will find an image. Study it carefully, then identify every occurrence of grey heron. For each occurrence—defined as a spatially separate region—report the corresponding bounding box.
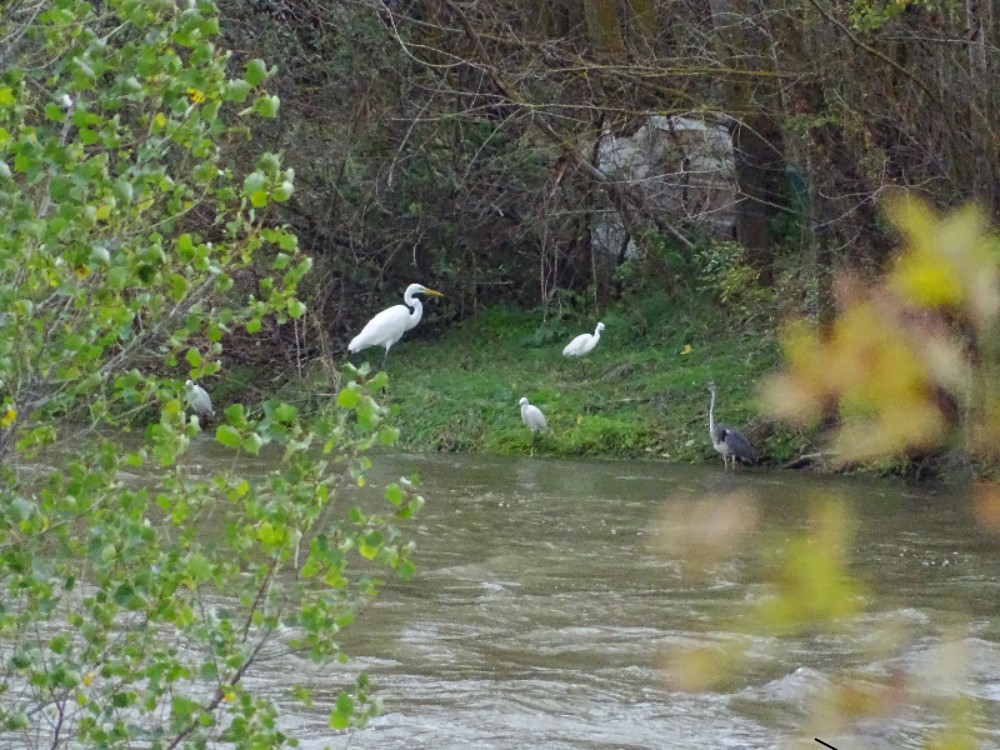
[707,381,755,469]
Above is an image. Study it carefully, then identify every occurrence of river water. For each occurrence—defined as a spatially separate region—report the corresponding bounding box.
[231,453,1000,750]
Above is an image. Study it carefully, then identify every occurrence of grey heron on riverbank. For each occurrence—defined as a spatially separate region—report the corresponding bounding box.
[707,381,754,469]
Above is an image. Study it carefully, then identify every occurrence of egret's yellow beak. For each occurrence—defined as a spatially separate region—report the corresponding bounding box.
[423,287,444,297]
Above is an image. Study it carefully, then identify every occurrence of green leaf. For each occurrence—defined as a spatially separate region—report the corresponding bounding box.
[275,403,297,422]
[185,553,213,583]
[245,59,269,87]
[329,691,355,730]
[90,245,111,265]
[253,94,280,118]
[385,483,404,506]
[257,521,284,547]
[358,530,381,560]
[224,78,253,102]
[337,387,361,409]
[215,424,242,448]
[272,181,293,202]
[243,171,266,196]
[242,433,262,455]
[113,584,137,607]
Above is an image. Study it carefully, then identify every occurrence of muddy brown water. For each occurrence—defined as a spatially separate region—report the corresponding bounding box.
[227,451,1000,750]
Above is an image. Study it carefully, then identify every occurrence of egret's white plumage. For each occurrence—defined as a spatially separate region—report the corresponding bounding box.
[519,397,547,433]
[348,283,444,366]
[185,379,215,420]
[707,381,755,469]
[562,321,605,357]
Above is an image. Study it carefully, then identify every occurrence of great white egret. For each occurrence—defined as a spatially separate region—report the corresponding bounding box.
[185,379,215,421]
[562,321,605,357]
[519,397,547,433]
[707,381,755,469]
[348,283,444,367]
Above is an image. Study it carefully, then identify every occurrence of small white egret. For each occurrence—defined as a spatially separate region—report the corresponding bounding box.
[348,283,444,367]
[707,381,755,469]
[185,379,215,421]
[562,321,605,357]
[519,397,547,433]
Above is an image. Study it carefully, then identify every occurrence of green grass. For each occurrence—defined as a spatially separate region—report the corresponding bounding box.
[340,299,789,463]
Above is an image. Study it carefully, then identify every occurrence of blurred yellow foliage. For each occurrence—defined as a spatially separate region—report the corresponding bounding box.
[662,196,994,746]
[763,197,1000,463]
[654,490,758,574]
[756,498,862,633]
[659,643,740,692]
[887,198,1000,328]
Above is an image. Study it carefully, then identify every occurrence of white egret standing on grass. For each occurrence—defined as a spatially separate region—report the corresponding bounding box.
[562,321,605,358]
[707,381,755,469]
[519,396,547,455]
[519,397,547,433]
[348,283,444,368]
[185,379,215,421]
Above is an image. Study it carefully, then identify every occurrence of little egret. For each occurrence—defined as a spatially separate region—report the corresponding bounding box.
[519,397,547,433]
[185,379,215,421]
[707,381,755,469]
[348,283,444,367]
[562,321,605,357]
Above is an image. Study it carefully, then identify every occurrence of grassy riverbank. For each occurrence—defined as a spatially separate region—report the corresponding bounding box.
[337,300,798,464]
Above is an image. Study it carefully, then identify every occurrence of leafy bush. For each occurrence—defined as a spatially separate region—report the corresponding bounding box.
[0,3,420,747]
[695,239,773,323]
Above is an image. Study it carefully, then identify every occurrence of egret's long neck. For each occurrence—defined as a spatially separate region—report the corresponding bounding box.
[593,325,602,340]
[708,390,717,439]
[404,291,423,326]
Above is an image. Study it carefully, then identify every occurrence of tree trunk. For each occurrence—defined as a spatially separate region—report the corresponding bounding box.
[708,0,783,286]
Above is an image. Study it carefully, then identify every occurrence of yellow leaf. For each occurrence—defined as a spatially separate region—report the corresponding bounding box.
[680,344,693,355]
[886,196,1000,325]
[154,112,167,129]
[1,406,16,427]
[891,248,963,309]
[94,203,111,221]
[0,87,14,106]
